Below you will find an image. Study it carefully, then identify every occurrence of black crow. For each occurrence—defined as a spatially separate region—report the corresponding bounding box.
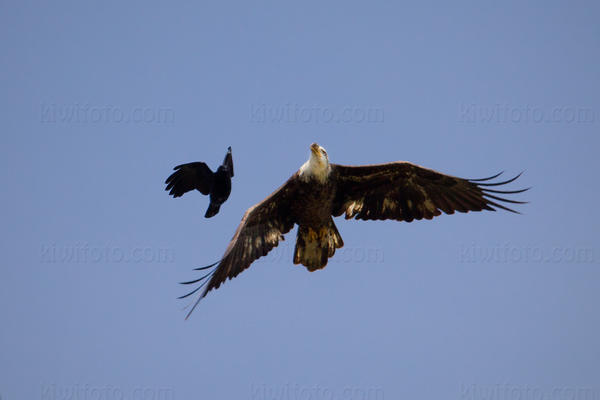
[165,146,234,218]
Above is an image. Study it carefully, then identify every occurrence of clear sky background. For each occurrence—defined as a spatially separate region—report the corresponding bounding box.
[1,1,599,399]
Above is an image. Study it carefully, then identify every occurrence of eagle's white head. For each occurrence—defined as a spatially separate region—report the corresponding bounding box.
[299,142,331,183]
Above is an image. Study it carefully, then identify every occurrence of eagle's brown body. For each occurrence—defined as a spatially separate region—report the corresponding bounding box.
[293,178,337,226]
[290,176,343,270]
[180,143,528,319]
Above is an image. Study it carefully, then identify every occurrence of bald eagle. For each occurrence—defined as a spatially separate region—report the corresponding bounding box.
[165,146,234,218]
[181,143,528,318]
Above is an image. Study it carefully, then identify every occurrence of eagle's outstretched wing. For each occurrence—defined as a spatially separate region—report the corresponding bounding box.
[180,174,299,319]
[165,162,213,198]
[331,162,528,221]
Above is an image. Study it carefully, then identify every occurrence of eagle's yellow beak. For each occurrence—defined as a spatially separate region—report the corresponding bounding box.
[310,143,320,156]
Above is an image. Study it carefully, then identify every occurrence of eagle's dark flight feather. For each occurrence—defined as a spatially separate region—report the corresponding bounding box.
[182,174,298,319]
[331,163,527,221]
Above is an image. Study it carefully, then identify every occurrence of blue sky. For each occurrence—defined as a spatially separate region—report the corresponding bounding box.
[1,1,599,399]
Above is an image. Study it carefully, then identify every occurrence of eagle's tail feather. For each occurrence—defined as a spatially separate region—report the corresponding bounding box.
[293,219,344,271]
